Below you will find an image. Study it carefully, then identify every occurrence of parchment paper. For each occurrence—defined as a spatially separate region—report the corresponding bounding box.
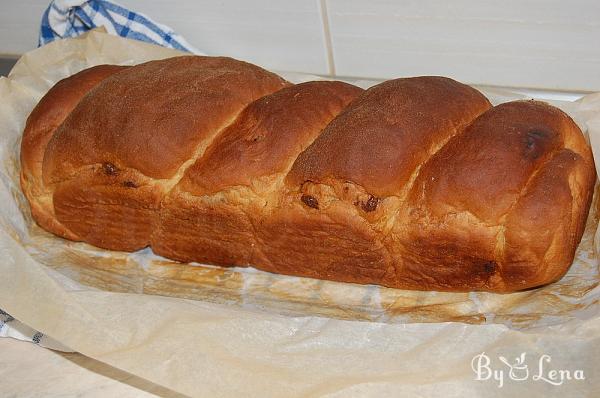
[0,30,599,397]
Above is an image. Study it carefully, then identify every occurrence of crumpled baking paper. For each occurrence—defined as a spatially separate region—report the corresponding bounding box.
[0,30,598,397]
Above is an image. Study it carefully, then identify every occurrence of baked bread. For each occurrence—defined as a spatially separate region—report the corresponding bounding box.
[20,55,596,292]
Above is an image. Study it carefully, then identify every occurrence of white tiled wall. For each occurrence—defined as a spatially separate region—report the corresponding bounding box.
[117,0,331,75]
[1,0,600,91]
[326,0,600,91]
[0,0,48,54]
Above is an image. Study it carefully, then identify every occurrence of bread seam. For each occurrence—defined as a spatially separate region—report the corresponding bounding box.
[496,148,565,274]
[383,115,488,237]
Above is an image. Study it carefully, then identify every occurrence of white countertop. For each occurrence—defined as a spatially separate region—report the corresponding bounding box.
[0,338,186,398]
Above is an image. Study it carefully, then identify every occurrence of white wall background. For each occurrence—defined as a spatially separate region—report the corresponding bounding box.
[1,0,600,91]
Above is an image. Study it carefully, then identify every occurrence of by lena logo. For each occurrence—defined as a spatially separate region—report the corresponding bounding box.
[471,352,585,388]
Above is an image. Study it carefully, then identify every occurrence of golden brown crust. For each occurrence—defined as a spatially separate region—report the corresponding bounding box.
[19,57,596,293]
[255,196,394,286]
[152,81,363,265]
[399,100,596,291]
[153,192,259,266]
[286,76,492,197]
[20,64,128,239]
[42,56,288,251]
[52,166,162,251]
[409,101,589,222]
[180,81,363,196]
[502,149,595,289]
[42,56,289,184]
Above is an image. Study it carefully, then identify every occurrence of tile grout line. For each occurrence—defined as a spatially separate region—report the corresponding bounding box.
[318,0,336,76]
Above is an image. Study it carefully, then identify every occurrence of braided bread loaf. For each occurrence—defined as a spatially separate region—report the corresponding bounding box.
[20,56,596,292]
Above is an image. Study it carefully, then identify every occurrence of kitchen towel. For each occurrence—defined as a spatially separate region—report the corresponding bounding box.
[0,309,71,351]
[39,0,201,53]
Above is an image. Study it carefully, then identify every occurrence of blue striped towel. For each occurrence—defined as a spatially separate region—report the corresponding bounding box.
[39,0,201,53]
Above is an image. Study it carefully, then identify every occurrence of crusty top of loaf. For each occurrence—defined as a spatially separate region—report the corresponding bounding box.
[21,64,128,194]
[181,80,363,196]
[409,100,591,223]
[42,56,288,184]
[286,76,492,197]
